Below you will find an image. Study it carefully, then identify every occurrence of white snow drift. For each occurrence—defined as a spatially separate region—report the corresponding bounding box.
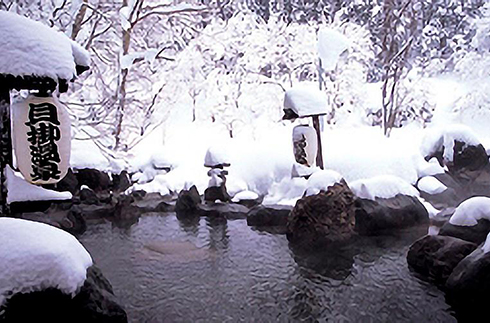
[0,218,92,305]
[349,175,419,200]
[304,169,343,196]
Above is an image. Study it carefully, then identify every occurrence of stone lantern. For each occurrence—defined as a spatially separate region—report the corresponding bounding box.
[203,146,230,203]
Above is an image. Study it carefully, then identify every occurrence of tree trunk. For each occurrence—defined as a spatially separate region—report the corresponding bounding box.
[312,115,324,170]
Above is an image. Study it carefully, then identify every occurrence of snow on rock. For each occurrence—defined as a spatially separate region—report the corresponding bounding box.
[204,145,230,167]
[449,196,490,226]
[284,82,328,118]
[419,198,441,219]
[6,166,72,203]
[263,177,308,206]
[304,169,343,196]
[349,175,419,201]
[0,218,92,305]
[417,157,445,178]
[70,139,110,170]
[420,125,481,164]
[483,232,490,254]
[317,28,350,70]
[418,176,447,195]
[232,190,259,202]
[0,11,89,80]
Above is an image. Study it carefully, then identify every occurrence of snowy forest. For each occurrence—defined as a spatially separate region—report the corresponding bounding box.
[3,1,490,322]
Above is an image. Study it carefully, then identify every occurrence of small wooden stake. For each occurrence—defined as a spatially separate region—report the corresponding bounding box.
[0,89,11,214]
[312,115,324,170]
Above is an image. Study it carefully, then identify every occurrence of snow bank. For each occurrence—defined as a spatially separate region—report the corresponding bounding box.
[349,175,419,200]
[284,82,328,117]
[449,196,490,226]
[263,177,307,206]
[0,11,89,80]
[317,28,350,70]
[304,169,343,196]
[417,176,447,195]
[232,190,259,202]
[0,218,92,305]
[6,166,72,203]
[70,139,110,170]
[420,125,481,163]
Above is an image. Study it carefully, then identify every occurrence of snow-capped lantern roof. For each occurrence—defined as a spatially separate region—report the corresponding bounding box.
[283,82,328,119]
[317,28,350,71]
[204,145,231,168]
[0,11,90,93]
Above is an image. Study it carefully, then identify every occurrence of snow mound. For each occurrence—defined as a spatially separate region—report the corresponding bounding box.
[6,166,72,203]
[449,196,490,226]
[71,139,110,170]
[263,177,307,206]
[0,218,92,306]
[317,28,350,70]
[232,190,259,202]
[0,11,89,81]
[417,157,446,178]
[284,82,328,118]
[420,125,481,164]
[417,176,447,195]
[349,175,419,200]
[304,169,343,196]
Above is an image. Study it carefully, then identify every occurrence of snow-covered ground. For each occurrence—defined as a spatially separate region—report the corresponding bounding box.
[0,218,92,306]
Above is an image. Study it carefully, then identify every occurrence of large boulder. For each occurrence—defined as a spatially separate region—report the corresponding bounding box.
[407,235,477,285]
[286,180,356,248]
[175,186,201,215]
[451,140,488,172]
[354,194,429,235]
[247,205,292,228]
[439,219,490,245]
[75,168,111,193]
[0,265,127,323]
[446,247,490,314]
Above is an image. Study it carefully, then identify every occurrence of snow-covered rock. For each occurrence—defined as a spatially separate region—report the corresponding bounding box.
[6,166,72,203]
[0,11,89,81]
[349,175,419,201]
[0,218,92,305]
[232,190,259,203]
[304,169,343,196]
[283,82,328,118]
[483,232,490,254]
[420,125,482,165]
[317,28,350,70]
[449,196,490,226]
[418,176,447,195]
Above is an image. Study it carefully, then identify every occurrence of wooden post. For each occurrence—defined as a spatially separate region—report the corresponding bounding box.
[312,115,324,170]
[0,89,11,214]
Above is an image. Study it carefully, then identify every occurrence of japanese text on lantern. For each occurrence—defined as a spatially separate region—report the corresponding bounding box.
[25,102,61,181]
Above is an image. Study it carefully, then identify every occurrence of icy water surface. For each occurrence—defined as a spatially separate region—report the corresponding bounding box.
[79,214,456,322]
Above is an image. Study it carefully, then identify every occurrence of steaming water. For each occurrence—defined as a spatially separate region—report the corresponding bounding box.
[79,213,456,322]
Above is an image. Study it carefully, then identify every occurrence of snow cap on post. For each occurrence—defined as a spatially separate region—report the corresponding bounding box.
[204,145,231,168]
[283,82,328,119]
[0,11,89,92]
[317,28,350,71]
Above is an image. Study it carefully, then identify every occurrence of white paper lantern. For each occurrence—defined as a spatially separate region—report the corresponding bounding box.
[12,94,71,185]
[292,125,317,167]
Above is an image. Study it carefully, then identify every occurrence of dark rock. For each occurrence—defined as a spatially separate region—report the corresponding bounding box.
[75,168,111,192]
[10,200,53,214]
[175,186,201,215]
[407,235,477,285]
[235,195,263,208]
[247,205,292,228]
[113,195,141,228]
[451,141,488,172]
[54,168,79,194]
[446,246,490,314]
[204,185,230,203]
[132,192,174,213]
[439,219,490,244]
[78,204,116,220]
[130,190,147,200]
[354,194,429,235]
[0,265,127,323]
[286,180,356,248]
[197,203,249,220]
[80,188,99,205]
[112,171,131,193]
